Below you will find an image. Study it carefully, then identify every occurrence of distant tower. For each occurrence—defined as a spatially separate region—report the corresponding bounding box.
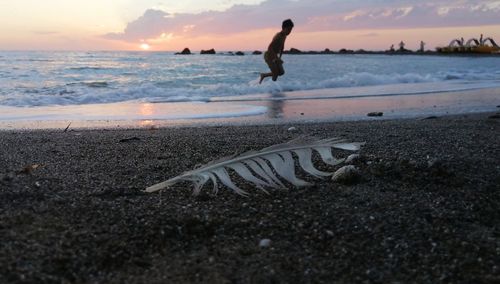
[399,41,406,51]
[419,41,426,52]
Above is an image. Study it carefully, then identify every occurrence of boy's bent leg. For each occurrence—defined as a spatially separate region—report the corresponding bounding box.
[277,62,285,76]
[260,73,272,84]
[263,59,282,82]
[270,62,281,81]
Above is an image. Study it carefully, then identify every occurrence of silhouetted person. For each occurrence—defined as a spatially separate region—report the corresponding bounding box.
[390,44,395,52]
[259,19,294,84]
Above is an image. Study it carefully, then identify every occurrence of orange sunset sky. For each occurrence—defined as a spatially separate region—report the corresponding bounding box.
[0,0,499,51]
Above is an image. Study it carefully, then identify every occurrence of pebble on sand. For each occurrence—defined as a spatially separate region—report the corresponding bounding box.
[367,112,384,117]
[259,239,272,248]
[287,127,297,132]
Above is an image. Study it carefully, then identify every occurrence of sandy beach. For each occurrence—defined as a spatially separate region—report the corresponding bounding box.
[1,112,499,283]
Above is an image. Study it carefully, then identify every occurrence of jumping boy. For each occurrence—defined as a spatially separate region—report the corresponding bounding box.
[259,19,294,84]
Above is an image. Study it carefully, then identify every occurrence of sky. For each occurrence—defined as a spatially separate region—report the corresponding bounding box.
[0,0,499,51]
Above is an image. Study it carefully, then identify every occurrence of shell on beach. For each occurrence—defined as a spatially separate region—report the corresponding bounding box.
[331,165,361,184]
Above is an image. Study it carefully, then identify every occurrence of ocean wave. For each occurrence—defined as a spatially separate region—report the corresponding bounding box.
[1,71,500,107]
[27,59,56,62]
[67,66,112,71]
[65,81,110,88]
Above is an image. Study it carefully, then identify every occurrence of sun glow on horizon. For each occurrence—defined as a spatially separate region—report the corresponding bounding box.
[140,43,151,50]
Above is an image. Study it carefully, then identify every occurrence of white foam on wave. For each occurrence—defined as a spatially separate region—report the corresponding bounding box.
[211,80,500,102]
[1,70,500,107]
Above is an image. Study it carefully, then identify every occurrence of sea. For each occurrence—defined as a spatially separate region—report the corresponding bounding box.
[0,51,499,127]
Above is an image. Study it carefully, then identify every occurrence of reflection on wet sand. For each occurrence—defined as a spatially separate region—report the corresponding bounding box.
[0,87,498,130]
[267,93,285,118]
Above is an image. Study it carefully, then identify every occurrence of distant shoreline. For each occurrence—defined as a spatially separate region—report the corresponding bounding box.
[174,49,500,57]
[1,50,499,56]
[282,50,500,57]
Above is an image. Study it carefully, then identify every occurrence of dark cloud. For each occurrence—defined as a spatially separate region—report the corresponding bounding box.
[104,0,500,42]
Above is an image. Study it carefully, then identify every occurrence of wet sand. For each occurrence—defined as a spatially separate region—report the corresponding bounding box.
[0,86,499,130]
[1,112,499,283]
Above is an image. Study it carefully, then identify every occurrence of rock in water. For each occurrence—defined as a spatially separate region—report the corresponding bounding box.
[200,48,216,54]
[331,165,361,184]
[288,48,302,54]
[176,48,191,55]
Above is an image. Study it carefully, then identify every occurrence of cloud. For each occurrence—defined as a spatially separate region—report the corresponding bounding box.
[359,32,380,37]
[104,0,500,43]
[32,31,59,35]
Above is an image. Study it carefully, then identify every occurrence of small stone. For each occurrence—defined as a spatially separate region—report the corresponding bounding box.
[326,230,334,236]
[345,154,360,164]
[2,173,14,182]
[259,239,271,247]
[119,137,141,143]
[287,127,297,132]
[422,116,438,120]
[331,165,361,184]
[427,158,442,168]
[35,181,42,188]
[367,112,383,117]
[300,113,304,115]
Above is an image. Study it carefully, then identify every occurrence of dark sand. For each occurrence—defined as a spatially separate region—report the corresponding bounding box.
[1,113,499,283]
